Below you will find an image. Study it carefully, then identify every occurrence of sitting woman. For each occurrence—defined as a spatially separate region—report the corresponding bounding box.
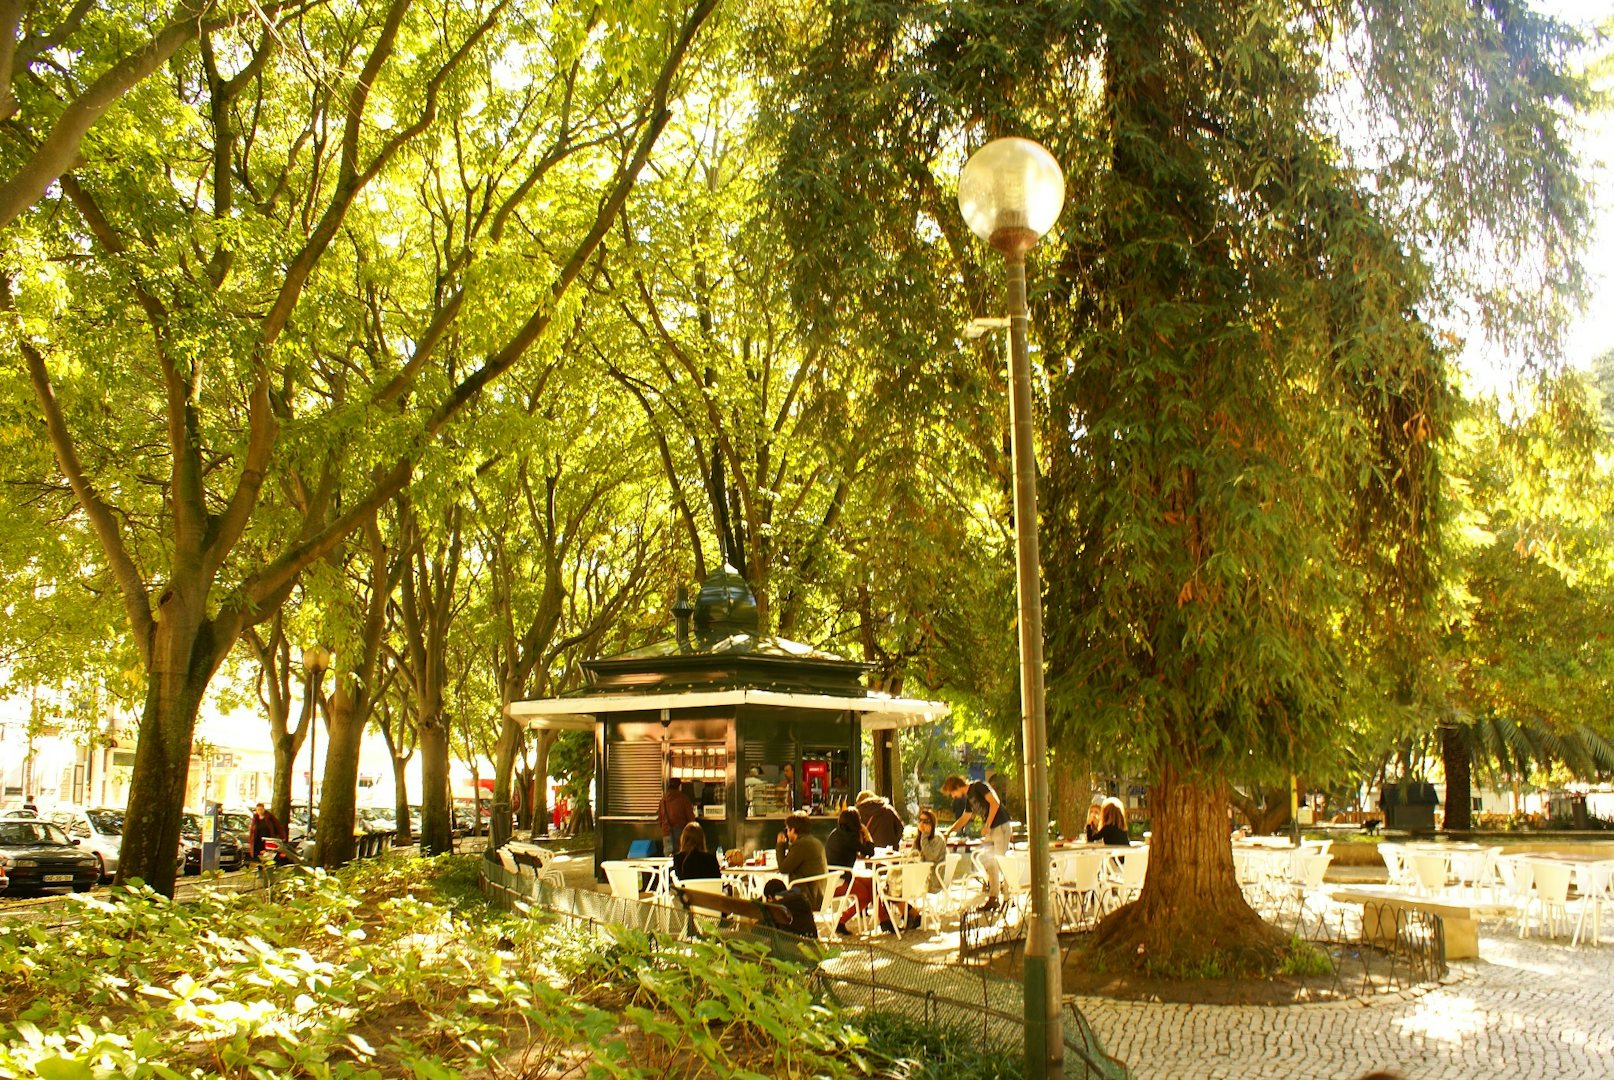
[1097,798,1131,846]
[1083,802,1104,843]
[672,822,721,882]
[825,807,876,935]
[885,807,948,931]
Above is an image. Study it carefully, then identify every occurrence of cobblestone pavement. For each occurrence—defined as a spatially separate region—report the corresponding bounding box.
[1077,919,1614,1080]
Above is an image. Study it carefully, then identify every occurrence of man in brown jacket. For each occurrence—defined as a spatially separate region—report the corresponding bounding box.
[657,778,698,856]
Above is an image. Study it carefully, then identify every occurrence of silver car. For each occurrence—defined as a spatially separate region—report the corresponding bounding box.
[53,808,126,881]
[52,808,183,882]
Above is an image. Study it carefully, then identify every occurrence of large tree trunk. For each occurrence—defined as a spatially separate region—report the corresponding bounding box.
[1440,723,1472,832]
[1092,763,1283,974]
[317,684,362,867]
[491,715,523,848]
[116,596,231,895]
[419,716,452,854]
[1228,785,1294,835]
[392,760,412,844]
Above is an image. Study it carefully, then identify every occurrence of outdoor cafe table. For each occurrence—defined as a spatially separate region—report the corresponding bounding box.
[720,861,780,898]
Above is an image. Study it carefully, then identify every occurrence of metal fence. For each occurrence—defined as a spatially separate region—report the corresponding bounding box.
[956,886,1448,999]
[480,859,1130,1080]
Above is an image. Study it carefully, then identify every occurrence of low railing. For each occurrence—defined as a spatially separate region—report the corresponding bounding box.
[479,858,1130,1080]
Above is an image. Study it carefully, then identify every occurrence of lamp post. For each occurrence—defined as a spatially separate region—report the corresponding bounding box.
[301,646,332,838]
[958,136,1066,1080]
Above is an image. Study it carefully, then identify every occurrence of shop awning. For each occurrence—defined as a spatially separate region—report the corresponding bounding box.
[505,689,949,732]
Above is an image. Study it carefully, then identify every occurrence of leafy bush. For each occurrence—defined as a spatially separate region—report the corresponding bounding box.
[853,1010,1026,1080]
[0,855,869,1078]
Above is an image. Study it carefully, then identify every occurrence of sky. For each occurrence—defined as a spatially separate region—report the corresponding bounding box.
[1522,2,1613,383]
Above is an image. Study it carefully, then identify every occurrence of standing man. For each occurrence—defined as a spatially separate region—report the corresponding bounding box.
[247,802,287,862]
[941,774,1010,912]
[656,778,697,857]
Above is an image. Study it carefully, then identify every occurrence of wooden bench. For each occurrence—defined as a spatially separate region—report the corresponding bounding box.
[1332,889,1489,960]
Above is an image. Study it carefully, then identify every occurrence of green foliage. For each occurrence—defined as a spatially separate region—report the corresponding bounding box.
[0,855,883,1079]
[1276,939,1333,979]
[852,1010,1027,1080]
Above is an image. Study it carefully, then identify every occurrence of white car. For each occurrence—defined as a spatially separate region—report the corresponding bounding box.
[52,808,183,882]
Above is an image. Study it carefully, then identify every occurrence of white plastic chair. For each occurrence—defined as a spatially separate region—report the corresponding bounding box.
[1100,847,1148,913]
[1379,843,1415,890]
[1573,860,1614,947]
[886,861,936,936]
[1056,849,1105,928]
[934,851,966,916]
[1495,854,1537,937]
[1527,859,1574,939]
[789,870,855,938]
[1000,850,1033,916]
[601,860,648,901]
[1409,852,1449,896]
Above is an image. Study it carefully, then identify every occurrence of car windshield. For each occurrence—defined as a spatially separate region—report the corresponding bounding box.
[180,815,200,838]
[222,814,252,834]
[0,821,70,846]
[87,809,124,835]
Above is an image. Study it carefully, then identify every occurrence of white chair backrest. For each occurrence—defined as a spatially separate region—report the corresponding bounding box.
[1301,853,1332,888]
[497,849,519,874]
[1410,852,1448,891]
[1379,843,1408,884]
[787,871,842,914]
[1118,847,1149,886]
[1066,849,1105,892]
[1001,850,1030,891]
[893,861,931,899]
[1530,860,1572,903]
[938,851,963,893]
[600,860,642,901]
[680,877,727,896]
[1497,854,1534,896]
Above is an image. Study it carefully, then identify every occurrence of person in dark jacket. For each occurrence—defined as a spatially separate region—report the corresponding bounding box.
[672,821,721,881]
[775,812,828,908]
[1098,799,1131,845]
[826,808,877,934]
[657,778,698,857]
[761,876,819,939]
[855,790,904,849]
[247,802,286,860]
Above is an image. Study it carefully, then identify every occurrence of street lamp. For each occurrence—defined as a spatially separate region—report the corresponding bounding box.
[959,136,1066,1080]
[301,646,332,840]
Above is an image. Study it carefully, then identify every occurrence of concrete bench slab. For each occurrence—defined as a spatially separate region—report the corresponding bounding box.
[1332,888,1479,960]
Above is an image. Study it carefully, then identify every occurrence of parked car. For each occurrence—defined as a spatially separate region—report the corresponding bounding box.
[0,818,101,894]
[357,807,397,833]
[51,808,184,880]
[52,807,128,881]
[179,813,245,874]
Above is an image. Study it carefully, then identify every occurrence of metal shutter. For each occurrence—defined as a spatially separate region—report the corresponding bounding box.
[606,742,663,816]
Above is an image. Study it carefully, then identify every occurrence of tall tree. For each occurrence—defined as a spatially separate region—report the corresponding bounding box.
[2,0,719,893]
[753,0,1590,973]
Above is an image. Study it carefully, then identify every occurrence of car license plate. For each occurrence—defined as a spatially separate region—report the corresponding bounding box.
[43,874,73,883]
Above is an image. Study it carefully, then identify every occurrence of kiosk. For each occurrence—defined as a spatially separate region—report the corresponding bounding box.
[507,567,947,873]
